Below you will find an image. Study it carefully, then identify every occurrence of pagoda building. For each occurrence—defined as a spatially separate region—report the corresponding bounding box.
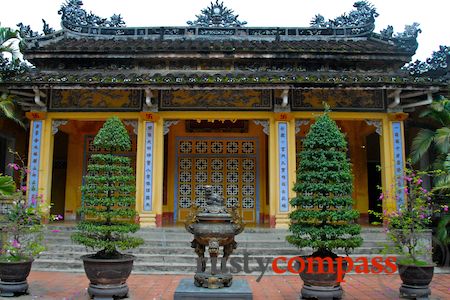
[0,1,447,227]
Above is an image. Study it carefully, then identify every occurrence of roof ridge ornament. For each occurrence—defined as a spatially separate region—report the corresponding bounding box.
[310,1,378,28]
[187,0,247,27]
[379,22,421,54]
[58,0,125,27]
[404,45,449,76]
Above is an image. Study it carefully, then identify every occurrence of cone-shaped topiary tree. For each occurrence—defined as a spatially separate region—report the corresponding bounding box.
[72,117,143,258]
[287,109,362,257]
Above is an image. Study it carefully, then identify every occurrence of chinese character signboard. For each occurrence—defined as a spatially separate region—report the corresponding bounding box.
[278,122,289,212]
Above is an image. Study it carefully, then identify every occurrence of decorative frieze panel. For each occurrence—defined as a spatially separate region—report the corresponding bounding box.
[160,89,272,110]
[291,89,385,111]
[49,89,142,111]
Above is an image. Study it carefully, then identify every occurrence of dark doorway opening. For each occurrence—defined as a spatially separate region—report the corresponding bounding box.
[366,132,382,224]
[50,131,68,219]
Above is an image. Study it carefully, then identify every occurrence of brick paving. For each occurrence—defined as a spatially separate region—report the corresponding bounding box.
[1,272,448,300]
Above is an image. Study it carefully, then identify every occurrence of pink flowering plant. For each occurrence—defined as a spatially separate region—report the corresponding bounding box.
[0,197,46,262]
[0,151,54,262]
[370,165,435,266]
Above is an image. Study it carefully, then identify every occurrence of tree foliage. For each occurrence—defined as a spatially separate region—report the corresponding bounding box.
[287,110,362,256]
[411,98,450,193]
[71,117,143,258]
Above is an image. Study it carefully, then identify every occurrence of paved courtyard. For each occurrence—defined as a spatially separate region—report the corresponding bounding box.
[2,272,449,299]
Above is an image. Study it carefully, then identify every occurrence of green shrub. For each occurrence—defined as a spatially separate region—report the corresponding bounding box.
[71,117,143,258]
[287,109,362,257]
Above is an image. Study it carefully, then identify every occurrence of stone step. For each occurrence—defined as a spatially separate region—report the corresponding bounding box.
[42,245,388,256]
[32,253,400,275]
[41,240,391,251]
[38,246,390,262]
[37,226,394,274]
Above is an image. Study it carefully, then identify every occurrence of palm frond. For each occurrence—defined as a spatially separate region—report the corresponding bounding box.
[410,129,435,163]
[419,99,450,126]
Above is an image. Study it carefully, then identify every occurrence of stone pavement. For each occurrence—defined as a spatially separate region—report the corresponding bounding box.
[1,272,449,300]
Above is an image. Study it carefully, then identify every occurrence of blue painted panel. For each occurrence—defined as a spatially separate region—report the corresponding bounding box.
[278,122,289,212]
[392,122,405,207]
[28,120,42,205]
[143,122,154,211]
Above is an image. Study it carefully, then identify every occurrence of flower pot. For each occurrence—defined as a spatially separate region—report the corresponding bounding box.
[0,259,33,296]
[81,254,135,299]
[297,256,348,300]
[397,263,434,299]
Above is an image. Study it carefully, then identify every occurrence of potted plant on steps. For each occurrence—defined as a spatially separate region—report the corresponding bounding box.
[287,108,362,300]
[71,117,144,299]
[0,154,46,297]
[376,166,436,299]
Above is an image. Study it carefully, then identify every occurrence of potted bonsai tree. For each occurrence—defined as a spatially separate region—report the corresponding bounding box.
[287,108,362,299]
[0,154,46,296]
[71,117,143,299]
[375,166,436,299]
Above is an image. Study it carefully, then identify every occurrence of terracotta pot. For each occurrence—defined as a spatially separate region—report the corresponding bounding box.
[0,259,33,282]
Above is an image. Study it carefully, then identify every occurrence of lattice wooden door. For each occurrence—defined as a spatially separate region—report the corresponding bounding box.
[175,137,259,223]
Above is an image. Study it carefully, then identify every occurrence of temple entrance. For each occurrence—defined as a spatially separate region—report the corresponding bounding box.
[164,120,268,225]
[49,120,137,221]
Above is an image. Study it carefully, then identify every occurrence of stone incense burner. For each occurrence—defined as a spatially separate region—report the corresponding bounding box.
[185,185,244,289]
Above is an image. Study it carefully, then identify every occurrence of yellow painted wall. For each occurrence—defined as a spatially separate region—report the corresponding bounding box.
[62,121,102,220]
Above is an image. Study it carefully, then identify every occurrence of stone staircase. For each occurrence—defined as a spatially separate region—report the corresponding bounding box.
[34,226,394,275]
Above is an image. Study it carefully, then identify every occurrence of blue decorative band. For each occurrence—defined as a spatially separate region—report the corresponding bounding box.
[28,120,43,205]
[143,122,154,211]
[392,122,405,207]
[278,122,289,212]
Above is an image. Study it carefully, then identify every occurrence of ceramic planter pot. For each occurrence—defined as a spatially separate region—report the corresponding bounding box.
[81,254,135,299]
[0,259,33,296]
[297,256,348,300]
[397,263,434,299]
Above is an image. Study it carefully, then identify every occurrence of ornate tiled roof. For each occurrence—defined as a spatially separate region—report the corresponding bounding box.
[26,37,407,55]
[3,1,441,91]
[23,1,419,56]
